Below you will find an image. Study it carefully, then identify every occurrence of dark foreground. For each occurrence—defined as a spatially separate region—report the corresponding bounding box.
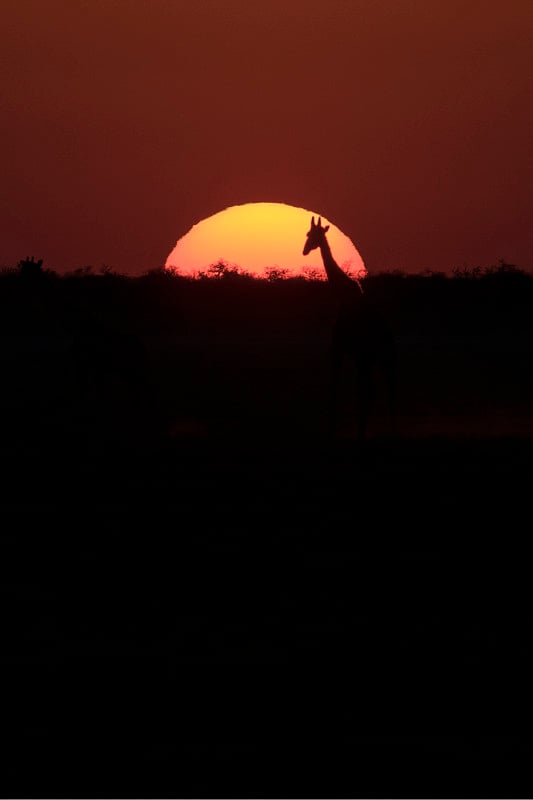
[2,268,533,796]
[2,427,533,798]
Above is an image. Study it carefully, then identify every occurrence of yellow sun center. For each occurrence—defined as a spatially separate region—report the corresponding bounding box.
[165,202,365,278]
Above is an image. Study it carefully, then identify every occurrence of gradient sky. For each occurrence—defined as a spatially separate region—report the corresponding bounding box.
[2,0,532,274]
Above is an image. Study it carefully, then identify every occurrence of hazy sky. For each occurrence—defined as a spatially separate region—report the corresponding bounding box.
[2,0,532,274]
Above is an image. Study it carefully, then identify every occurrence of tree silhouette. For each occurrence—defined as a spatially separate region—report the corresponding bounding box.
[17,256,44,281]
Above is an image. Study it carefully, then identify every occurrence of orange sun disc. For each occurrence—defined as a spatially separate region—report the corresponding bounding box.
[165,202,365,278]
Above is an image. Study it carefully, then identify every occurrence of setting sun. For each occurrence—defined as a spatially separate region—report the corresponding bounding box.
[165,202,365,278]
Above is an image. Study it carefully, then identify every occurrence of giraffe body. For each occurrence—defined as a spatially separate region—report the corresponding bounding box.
[303,216,396,439]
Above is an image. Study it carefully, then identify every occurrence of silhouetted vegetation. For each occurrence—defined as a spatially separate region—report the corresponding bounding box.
[3,256,531,337]
[2,256,533,797]
[1,254,531,445]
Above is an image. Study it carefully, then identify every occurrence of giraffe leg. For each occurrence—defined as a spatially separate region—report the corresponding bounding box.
[383,351,397,437]
[355,366,371,442]
[327,348,343,437]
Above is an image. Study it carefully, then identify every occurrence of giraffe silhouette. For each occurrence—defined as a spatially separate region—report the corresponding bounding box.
[303,216,396,439]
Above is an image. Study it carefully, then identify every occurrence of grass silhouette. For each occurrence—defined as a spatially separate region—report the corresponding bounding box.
[1,258,532,797]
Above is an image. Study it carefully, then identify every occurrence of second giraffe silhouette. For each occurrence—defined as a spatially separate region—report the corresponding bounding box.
[303,216,396,440]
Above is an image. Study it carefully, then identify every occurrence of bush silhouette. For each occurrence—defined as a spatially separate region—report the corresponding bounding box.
[18,255,44,281]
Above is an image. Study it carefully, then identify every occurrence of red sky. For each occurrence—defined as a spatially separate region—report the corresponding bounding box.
[2,0,532,275]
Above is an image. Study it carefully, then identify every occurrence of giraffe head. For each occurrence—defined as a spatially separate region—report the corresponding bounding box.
[303,216,330,255]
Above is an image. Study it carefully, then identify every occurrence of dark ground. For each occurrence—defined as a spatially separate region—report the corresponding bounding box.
[1,269,533,797]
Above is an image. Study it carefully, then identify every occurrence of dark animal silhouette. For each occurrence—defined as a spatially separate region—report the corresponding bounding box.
[302,215,396,439]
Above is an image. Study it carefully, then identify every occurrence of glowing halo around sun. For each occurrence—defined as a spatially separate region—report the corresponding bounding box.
[165,202,365,279]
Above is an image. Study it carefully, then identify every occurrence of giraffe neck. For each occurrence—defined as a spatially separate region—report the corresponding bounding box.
[319,238,363,299]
